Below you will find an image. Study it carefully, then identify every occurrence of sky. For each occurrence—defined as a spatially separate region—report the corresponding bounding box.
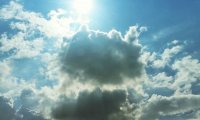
[0,0,200,120]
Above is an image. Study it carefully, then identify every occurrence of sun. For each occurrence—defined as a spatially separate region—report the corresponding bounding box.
[72,0,94,15]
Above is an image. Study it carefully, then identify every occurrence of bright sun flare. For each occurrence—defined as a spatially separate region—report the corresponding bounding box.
[72,0,94,15]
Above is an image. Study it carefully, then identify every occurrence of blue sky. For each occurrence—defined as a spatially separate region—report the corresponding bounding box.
[0,0,200,120]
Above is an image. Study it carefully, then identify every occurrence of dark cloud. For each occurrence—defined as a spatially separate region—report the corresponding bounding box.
[61,26,143,84]
[17,107,45,120]
[20,89,39,108]
[51,88,133,120]
[0,95,45,120]
[0,96,17,120]
[18,89,45,120]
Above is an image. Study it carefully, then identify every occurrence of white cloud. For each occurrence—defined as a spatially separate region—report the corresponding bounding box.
[0,59,37,99]
[0,60,11,78]
[151,72,173,87]
[0,1,81,38]
[10,22,28,31]
[0,1,22,20]
[124,26,146,44]
[0,60,18,95]
[167,40,179,46]
[140,51,156,65]
[152,45,183,68]
[172,56,200,94]
[0,32,44,59]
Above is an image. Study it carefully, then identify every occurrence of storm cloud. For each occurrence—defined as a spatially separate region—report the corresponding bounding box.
[61,26,144,84]
[51,88,134,120]
[52,26,145,119]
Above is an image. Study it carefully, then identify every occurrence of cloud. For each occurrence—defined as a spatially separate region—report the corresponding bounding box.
[138,94,200,120]
[10,22,28,31]
[152,23,189,41]
[0,32,44,59]
[0,60,11,78]
[60,26,144,85]
[0,1,83,38]
[0,96,17,120]
[140,40,183,69]
[195,111,200,120]
[17,107,46,120]
[0,1,22,20]
[0,96,45,120]
[0,60,21,95]
[172,55,200,94]
[152,45,183,68]
[51,88,134,120]
[147,72,174,88]
[1,1,200,120]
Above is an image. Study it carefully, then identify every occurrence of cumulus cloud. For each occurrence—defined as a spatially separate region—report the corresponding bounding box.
[0,60,23,95]
[51,88,134,120]
[0,1,82,38]
[149,72,174,88]
[0,60,11,78]
[0,1,22,20]
[152,45,183,68]
[172,55,200,94]
[0,32,44,59]
[1,1,143,120]
[1,1,200,120]
[60,26,144,85]
[138,94,200,120]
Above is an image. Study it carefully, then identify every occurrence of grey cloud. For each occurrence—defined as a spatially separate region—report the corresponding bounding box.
[0,96,44,120]
[17,89,45,120]
[51,88,134,120]
[127,88,144,104]
[138,95,200,120]
[20,89,39,109]
[0,94,45,120]
[0,96,17,120]
[61,26,143,85]
[17,107,45,120]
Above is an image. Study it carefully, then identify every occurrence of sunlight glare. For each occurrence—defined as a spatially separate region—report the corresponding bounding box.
[72,0,94,15]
